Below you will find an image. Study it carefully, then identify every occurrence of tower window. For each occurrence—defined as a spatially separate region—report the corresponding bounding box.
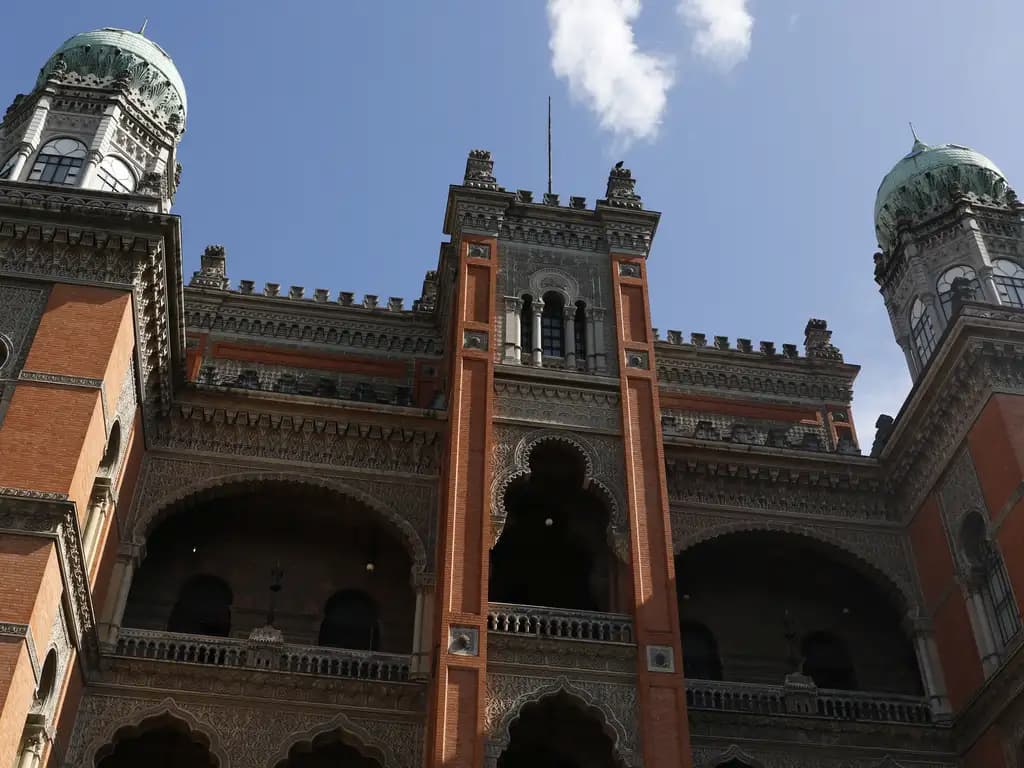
[937,265,982,318]
[0,153,17,180]
[521,295,533,356]
[910,299,937,366]
[993,259,1024,309]
[961,512,1021,648]
[27,138,87,186]
[95,155,136,193]
[540,292,565,357]
[574,301,587,363]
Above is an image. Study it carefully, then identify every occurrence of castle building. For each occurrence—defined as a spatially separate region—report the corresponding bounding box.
[2,26,1024,768]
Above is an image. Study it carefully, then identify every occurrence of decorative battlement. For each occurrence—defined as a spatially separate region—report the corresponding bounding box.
[654,318,844,363]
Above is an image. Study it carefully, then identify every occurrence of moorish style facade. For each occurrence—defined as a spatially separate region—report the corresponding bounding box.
[2,26,1024,768]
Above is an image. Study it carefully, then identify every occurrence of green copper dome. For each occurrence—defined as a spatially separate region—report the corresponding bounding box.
[874,139,1010,251]
[36,28,186,131]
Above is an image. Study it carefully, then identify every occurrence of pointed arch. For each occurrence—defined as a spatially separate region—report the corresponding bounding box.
[267,711,393,768]
[697,745,766,768]
[85,697,228,768]
[132,471,428,584]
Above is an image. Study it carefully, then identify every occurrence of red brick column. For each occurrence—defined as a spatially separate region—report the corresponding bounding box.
[426,236,498,768]
[610,255,693,768]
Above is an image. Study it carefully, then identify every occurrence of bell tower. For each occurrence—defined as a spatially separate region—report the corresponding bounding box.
[0,27,186,209]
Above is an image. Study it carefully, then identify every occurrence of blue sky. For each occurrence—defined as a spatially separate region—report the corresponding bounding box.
[2,0,1023,445]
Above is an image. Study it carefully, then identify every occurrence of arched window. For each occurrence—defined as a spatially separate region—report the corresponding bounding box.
[681,621,723,680]
[94,155,135,193]
[167,575,232,637]
[27,138,87,186]
[0,335,10,371]
[541,292,565,357]
[961,512,1021,647]
[35,649,58,705]
[318,590,379,650]
[937,265,982,318]
[993,259,1024,309]
[910,298,937,366]
[521,295,533,357]
[801,631,857,690]
[574,301,587,364]
[0,153,17,180]
[99,421,121,475]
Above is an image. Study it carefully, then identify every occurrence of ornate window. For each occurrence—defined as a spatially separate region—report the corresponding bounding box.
[961,513,1021,648]
[27,138,87,186]
[99,421,121,475]
[993,259,1024,309]
[520,295,533,355]
[540,291,565,357]
[937,265,982,318]
[318,590,379,650]
[910,298,937,366]
[167,574,232,637]
[94,155,135,193]
[801,631,857,690]
[574,301,587,362]
[0,153,17,180]
[0,335,10,371]
[681,621,723,680]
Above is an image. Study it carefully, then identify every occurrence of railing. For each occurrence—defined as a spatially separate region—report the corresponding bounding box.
[685,678,933,724]
[114,627,411,682]
[487,603,634,643]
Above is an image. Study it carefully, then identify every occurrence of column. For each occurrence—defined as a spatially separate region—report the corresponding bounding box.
[502,297,521,364]
[531,299,544,366]
[905,614,951,717]
[4,142,34,182]
[592,308,607,372]
[965,584,1001,675]
[82,484,110,567]
[98,541,142,647]
[896,334,919,379]
[585,313,596,372]
[978,264,1001,305]
[564,306,577,369]
[15,727,46,768]
[410,585,427,679]
[78,150,103,190]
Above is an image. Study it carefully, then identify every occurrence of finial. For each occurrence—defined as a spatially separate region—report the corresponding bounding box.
[909,121,927,152]
[139,19,149,35]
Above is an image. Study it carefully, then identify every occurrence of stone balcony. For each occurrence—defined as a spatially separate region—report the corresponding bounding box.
[487,603,634,644]
[113,626,412,682]
[685,677,933,725]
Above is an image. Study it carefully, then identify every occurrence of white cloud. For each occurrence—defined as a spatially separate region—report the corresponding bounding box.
[677,0,753,71]
[547,0,675,144]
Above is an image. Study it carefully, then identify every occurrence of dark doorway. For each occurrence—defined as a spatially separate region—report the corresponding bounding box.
[167,574,232,637]
[498,693,621,768]
[318,590,380,650]
[96,723,217,768]
[280,739,380,768]
[801,631,857,690]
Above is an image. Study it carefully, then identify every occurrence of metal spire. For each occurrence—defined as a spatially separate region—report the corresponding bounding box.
[139,19,149,35]
[547,96,553,196]
[909,121,927,152]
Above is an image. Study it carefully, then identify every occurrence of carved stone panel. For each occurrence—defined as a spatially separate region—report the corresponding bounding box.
[63,693,424,768]
[493,381,621,432]
[484,673,639,766]
[0,280,49,425]
[937,448,988,574]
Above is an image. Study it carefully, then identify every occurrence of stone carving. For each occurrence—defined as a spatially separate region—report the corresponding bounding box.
[148,405,442,477]
[64,692,423,768]
[464,330,489,351]
[665,458,891,521]
[490,426,628,558]
[603,163,642,210]
[493,381,621,432]
[485,673,639,766]
[468,243,491,260]
[487,634,636,674]
[803,319,844,362]
[671,508,922,613]
[0,281,49,424]
[190,244,230,290]
[464,149,498,191]
[127,458,435,581]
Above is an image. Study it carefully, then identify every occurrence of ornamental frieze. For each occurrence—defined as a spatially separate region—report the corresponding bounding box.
[690,742,955,768]
[63,692,423,768]
[656,357,854,405]
[149,404,443,476]
[493,380,621,432]
[487,634,636,674]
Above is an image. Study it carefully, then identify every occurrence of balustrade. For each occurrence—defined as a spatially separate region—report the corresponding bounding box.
[487,603,634,643]
[685,678,932,724]
[114,627,410,682]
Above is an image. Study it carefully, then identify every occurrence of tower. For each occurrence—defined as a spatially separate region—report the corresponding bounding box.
[0,28,185,209]
[873,136,1023,378]
[0,27,186,768]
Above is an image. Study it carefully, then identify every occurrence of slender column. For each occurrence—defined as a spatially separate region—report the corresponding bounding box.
[410,586,426,679]
[15,729,46,768]
[78,150,103,190]
[564,306,576,369]
[978,264,1001,305]
[4,142,34,182]
[98,542,142,647]
[905,615,950,716]
[531,299,544,366]
[592,308,607,372]
[82,484,111,567]
[965,586,1001,675]
[585,313,597,372]
[896,334,919,378]
[502,297,521,364]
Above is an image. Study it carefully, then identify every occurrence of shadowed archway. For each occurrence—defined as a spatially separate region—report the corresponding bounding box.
[95,714,219,768]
